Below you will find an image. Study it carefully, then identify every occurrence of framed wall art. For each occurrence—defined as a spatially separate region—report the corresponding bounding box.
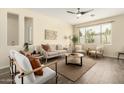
[45,29,57,40]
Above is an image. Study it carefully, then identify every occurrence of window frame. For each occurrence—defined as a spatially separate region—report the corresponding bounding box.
[79,23,112,45]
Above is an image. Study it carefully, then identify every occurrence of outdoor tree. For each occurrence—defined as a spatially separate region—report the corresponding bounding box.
[103,28,111,44]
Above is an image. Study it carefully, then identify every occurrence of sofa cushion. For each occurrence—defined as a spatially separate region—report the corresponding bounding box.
[49,44,56,51]
[34,67,56,84]
[41,44,51,52]
[47,51,58,56]
[15,67,56,84]
[57,50,67,54]
[56,44,63,50]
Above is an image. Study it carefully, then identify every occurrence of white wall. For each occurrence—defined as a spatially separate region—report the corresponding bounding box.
[0,8,73,69]
[73,14,124,58]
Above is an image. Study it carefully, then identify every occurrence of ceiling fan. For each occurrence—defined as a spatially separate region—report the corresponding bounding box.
[67,8,94,18]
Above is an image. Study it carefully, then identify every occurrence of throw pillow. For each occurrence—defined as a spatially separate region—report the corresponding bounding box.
[50,44,56,51]
[36,45,43,55]
[20,50,43,76]
[56,44,63,50]
[41,44,51,52]
[27,55,43,76]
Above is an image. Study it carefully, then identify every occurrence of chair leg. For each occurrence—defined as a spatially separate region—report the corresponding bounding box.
[21,77,24,84]
[14,64,16,75]
[55,62,58,84]
[11,74,15,84]
[11,62,15,84]
[21,73,24,84]
[45,58,48,63]
[56,76,58,84]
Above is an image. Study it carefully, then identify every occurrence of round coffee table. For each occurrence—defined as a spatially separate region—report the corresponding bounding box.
[64,53,84,66]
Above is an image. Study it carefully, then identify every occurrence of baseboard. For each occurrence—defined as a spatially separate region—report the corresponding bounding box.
[104,55,115,58]
[0,65,9,70]
[104,55,124,60]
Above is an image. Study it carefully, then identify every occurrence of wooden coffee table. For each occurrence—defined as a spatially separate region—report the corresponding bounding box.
[65,53,84,66]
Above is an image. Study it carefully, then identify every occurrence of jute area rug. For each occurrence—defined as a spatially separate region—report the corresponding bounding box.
[49,57,96,82]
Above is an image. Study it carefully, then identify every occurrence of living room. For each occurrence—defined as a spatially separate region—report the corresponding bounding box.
[1,8,124,84]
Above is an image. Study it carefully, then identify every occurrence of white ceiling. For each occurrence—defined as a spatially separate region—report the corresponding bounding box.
[31,8,124,25]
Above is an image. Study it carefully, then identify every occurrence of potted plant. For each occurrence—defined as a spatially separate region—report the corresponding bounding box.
[71,35,78,52]
[24,42,29,52]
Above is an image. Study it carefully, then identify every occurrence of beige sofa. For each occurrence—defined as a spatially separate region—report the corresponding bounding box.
[41,44,67,60]
[28,44,67,62]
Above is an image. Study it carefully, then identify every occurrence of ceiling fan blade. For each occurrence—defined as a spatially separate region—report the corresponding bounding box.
[67,11,76,14]
[80,12,87,15]
[80,9,94,15]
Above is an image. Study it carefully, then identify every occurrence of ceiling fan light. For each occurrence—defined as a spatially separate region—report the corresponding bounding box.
[77,13,81,17]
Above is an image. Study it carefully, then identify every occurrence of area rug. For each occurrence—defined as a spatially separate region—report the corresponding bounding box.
[0,68,12,84]
[49,57,96,82]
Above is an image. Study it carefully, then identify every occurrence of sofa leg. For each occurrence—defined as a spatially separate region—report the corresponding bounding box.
[45,58,48,63]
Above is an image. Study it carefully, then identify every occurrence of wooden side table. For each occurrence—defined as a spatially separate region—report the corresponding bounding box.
[117,52,124,60]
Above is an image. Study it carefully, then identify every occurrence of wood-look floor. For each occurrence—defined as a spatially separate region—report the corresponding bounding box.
[47,56,124,84]
[75,57,124,84]
[0,56,124,84]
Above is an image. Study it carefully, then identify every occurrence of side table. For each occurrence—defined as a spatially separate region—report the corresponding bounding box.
[117,52,124,60]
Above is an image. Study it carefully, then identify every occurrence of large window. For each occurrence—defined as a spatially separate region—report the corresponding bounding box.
[101,23,112,44]
[80,23,112,45]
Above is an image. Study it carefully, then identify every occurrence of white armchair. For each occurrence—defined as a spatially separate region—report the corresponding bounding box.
[88,46,104,58]
[9,50,58,84]
[75,44,86,54]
